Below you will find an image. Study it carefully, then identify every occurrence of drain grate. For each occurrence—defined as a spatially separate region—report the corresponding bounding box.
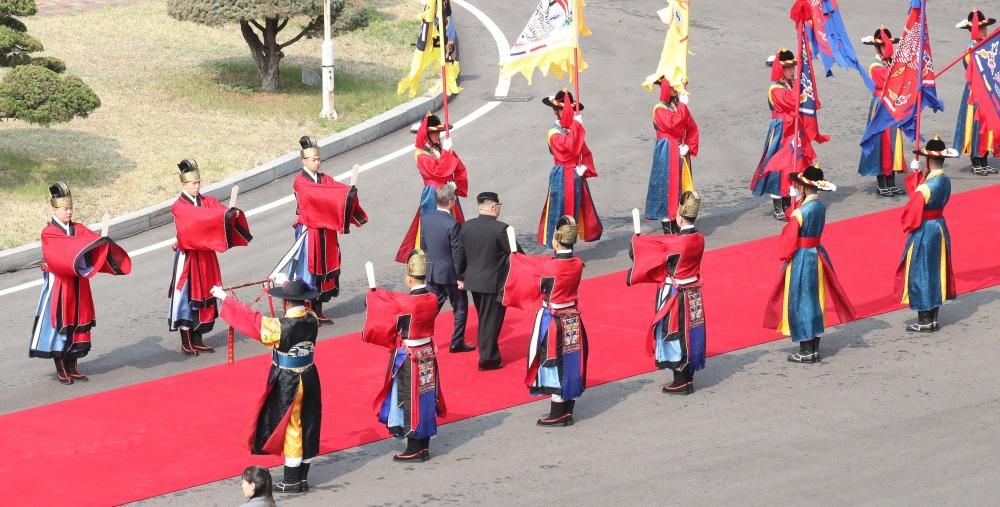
[493,95,533,102]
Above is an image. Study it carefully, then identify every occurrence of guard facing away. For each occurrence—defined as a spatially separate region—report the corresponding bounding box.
[212,279,322,494]
[627,192,706,395]
[750,49,816,221]
[30,183,132,384]
[859,27,907,196]
[644,77,700,234]
[764,166,856,364]
[897,136,959,332]
[953,9,998,175]
[168,159,252,357]
[363,250,447,462]
[537,90,603,247]
[271,135,368,325]
[395,113,468,263]
[504,216,589,427]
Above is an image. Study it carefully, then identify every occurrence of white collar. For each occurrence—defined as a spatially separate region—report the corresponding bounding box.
[285,305,306,316]
[52,216,71,234]
[182,191,200,205]
[556,249,573,254]
[410,284,427,291]
[303,168,320,182]
[679,224,695,231]
[436,207,451,213]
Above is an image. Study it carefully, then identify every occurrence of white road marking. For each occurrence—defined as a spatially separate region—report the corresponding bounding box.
[0,0,511,299]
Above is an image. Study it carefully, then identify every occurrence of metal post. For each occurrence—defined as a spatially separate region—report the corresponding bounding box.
[320,0,338,120]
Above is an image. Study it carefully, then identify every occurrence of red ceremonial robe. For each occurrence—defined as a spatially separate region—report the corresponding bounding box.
[169,193,252,331]
[394,146,469,263]
[626,232,705,355]
[362,287,447,433]
[538,119,603,245]
[31,221,132,357]
[653,102,700,221]
[293,171,368,299]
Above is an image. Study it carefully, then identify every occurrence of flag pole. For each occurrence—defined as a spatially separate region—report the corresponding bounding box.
[572,0,582,113]
[935,25,1000,77]
[438,0,451,136]
[793,23,804,184]
[912,0,928,158]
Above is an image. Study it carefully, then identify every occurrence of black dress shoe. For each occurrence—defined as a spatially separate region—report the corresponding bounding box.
[393,449,429,462]
[449,342,475,353]
[478,361,503,371]
[536,413,574,427]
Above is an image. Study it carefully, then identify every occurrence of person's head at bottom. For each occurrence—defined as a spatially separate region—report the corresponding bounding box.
[552,215,578,252]
[241,465,276,506]
[405,249,428,289]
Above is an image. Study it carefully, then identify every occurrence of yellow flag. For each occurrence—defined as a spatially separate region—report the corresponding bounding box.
[499,0,591,84]
[641,0,689,93]
[397,0,462,98]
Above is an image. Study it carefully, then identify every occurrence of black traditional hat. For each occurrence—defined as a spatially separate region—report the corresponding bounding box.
[861,26,900,45]
[177,159,201,184]
[765,49,797,68]
[299,136,320,159]
[913,135,960,159]
[789,165,837,192]
[267,279,320,302]
[541,90,584,111]
[425,114,450,132]
[957,9,996,30]
[49,181,73,208]
[476,191,500,204]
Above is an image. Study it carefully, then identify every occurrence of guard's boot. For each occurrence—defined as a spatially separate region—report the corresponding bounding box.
[906,310,936,332]
[662,368,694,394]
[887,173,905,195]
[65,356,89,382]
[931,307,941,331]
[180,329,198,356]
[876,175,892,197]
[771,197,787,221]
[300,462,310,491]
[393,437,428,462]
[420,438,432,460]
[813,336,822,362]
[190,331,215,353]
[972,157,988,175]
[54,357,73,385]
[788,338,819,364]
[985,157,998,174]
[273,465,304,493]
[564,399,576,418]
[312,300,333,326]
[537,401,573,427]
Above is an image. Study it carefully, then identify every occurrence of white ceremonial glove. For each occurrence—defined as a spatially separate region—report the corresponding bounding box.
[441,134,454,152]
[679,94,690,105]
[210,285,227,302]
[679,144,690,156]
[910,159,921,171]
[447,180,457,190]
[270,273,289,287]
[573,114,583,125]
[575,165,587,176]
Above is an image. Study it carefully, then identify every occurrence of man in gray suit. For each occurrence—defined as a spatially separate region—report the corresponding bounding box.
[420,184,473,352]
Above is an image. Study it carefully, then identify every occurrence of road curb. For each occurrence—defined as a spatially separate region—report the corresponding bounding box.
[0,93,444,273]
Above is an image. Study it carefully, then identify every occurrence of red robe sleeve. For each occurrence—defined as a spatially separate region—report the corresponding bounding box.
[220,297,263,341]
[501,254,548,311]
[173,196,253,252]
[362,289,403,349]
[683,106,700,157]
[294,179,366,233]
[900,189,926,234]
[549,121,596,177]
[42,226,132,279]
[770,86,799,115]
[626,235,672,286]
[777,214,802,262]
[416,150,468,197]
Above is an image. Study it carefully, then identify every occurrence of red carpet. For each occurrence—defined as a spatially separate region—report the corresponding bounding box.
[4,185,1000,506]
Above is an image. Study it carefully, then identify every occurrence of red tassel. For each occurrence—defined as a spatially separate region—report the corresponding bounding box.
[659,78,671,102]
[559,93,574,129]
[770,50,784,82]
[971,11,982,41]
[880,28,894,59]
[414,115,430,149]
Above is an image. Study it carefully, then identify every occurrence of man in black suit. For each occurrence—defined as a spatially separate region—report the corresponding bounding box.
[458,192,515,370]
[420,184,474,352]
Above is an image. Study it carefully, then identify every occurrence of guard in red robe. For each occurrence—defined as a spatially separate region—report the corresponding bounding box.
[627,192,706,395]
[395,114,468,263]
[363,249,447,462]
[504,216,589,427]
[952,10,998,175]
[644,77,700,234]
[858,27,906,196]
[212,280,322,494]
[168,159,252,356]
[537,91,602,246]
[30,183,132,384]
[271,136,368,325]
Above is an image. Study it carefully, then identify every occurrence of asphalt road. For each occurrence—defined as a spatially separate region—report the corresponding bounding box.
[2,0,999,504]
